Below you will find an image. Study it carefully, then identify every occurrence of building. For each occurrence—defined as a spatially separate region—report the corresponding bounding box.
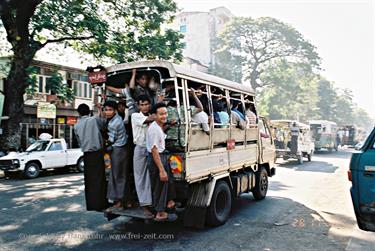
[168,7,234,71]
[0,58,96,150]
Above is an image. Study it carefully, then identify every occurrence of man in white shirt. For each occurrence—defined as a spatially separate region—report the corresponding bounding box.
[131,95,155,216]
[146,103,177,222]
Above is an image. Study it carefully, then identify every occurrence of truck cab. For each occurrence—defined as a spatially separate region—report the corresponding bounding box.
[0,138,84,179]
[349,127,375,231]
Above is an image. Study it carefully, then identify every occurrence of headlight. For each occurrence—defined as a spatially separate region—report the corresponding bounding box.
[12,159,20,164]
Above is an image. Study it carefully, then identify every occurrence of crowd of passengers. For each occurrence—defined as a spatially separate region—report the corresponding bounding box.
[73,69,258,222]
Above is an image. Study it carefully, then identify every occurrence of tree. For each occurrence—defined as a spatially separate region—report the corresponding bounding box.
[316,79,338,121]
[0,0,183,150]
[256,60,319,122]
[212,17,320,89]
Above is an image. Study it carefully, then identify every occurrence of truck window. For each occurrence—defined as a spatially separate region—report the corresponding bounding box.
[49,142,63,151]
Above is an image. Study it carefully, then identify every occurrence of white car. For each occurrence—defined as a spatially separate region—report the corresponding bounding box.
[0,138,84,179]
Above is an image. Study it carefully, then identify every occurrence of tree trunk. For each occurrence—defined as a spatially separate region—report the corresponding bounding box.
[0,53,35,151]
[249,69,260,91]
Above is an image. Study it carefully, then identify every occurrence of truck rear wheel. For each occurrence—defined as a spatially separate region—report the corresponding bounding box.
[24,162,40,179]
[252,167,268,200]
[206,181,232,226]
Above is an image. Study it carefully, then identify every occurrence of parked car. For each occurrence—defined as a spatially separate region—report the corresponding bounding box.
[271,120,315,164]
[0,138,84,179]
[348,127,375,231]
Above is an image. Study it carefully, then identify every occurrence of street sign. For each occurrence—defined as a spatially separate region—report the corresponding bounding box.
[88,70,107,85]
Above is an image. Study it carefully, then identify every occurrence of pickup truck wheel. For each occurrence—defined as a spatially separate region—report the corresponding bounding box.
[76,157,84,173]
[24,162,40,179]
[252,167,268,200]
[206,181,232,226]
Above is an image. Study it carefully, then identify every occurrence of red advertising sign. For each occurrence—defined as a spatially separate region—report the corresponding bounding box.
[67,116,77,125]
[88,70,107,84]
[227,139,235,150]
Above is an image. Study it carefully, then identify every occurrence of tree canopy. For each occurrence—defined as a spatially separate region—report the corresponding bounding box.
[211,17,320,90]
[0,0,183,150]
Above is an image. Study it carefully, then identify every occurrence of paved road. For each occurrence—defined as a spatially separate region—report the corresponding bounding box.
[0,149,374,251]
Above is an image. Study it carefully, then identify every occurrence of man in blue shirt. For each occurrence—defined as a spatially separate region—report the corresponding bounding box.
[103,100,129,210]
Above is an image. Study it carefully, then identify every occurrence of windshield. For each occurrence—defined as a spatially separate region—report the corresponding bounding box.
[26,141,49,152]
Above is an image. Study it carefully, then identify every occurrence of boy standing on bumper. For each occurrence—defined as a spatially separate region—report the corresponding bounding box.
[131,95,155,216]
[146,103,177,222]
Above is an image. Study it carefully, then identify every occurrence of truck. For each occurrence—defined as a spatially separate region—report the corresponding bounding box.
[271,120,315,164]
[348,127,375,232]
[0,138,84,179]
[309,120,338,152]
[92,60,276,227]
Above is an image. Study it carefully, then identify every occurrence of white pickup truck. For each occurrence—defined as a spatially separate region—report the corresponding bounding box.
[0,138,84,179]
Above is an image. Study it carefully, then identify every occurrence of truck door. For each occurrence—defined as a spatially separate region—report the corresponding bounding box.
[45,141,67,168]
[259,118,275,163]
[355,129,375,230]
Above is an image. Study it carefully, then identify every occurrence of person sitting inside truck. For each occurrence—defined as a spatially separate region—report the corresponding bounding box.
[189,89,209,135]
[231,101,247,130]
[166,88,203,149]
[245,103,257,125]
[74,103,108,212]
[212,97,229,128]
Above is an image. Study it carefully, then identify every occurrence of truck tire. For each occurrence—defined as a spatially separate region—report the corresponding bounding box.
[206,181,232,226]
[76,157,84,173]
[252,167,268,200]
[24,162,40,179]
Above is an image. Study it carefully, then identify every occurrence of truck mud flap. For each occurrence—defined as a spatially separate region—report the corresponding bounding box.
[184,173,230,228]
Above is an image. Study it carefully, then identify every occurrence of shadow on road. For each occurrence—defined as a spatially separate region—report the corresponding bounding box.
[277,160,339,173]
[0,183,352,251]
[0,168,81,181]
[314,149,354,159]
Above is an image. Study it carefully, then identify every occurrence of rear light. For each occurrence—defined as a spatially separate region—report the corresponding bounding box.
[169,155,183,174]
[347,170,352,182]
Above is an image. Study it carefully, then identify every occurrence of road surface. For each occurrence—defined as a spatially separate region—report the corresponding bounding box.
[0,149,374,251]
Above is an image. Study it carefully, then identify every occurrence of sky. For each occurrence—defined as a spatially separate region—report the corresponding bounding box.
[175,0,375,118]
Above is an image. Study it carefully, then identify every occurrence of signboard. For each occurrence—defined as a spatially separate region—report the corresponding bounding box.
[227,139,235,150]
[57,117,66,124]
[37,102,56,119]
[67,116,77,125]
[88,70,107,84]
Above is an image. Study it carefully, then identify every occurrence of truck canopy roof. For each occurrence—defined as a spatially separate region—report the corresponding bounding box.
[106,60,255,95]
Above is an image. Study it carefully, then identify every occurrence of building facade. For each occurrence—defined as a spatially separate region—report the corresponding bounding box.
[0,58,96,150]
[168,7,234,71]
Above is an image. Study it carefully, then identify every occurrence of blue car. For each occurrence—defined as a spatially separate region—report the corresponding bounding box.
[349,127,375,231]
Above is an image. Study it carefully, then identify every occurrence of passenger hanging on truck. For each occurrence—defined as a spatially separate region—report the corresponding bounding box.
[146,103,178,222]
[131,95,156,217]
[102,101,131,210]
